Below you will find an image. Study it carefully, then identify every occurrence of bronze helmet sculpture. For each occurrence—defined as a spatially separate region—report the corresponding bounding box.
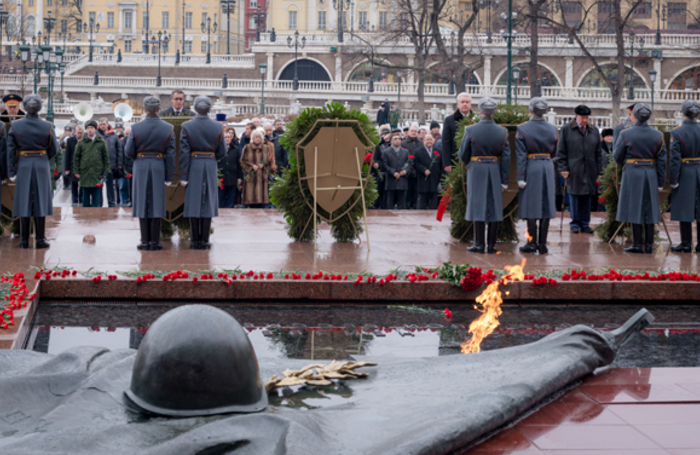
[125,305,268,416]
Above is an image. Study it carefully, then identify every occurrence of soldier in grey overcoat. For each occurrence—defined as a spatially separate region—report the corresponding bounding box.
[613,103,667,254]
[458,97,511,254]
[669,100,700,253]
[6,95,58,249]
[124,96,176,251]
[516,98,558,254]
[0,120,7,226]
[179,96,226,249]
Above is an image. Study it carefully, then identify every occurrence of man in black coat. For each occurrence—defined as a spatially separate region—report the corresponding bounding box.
[554,105,602,234]
[441,92,472,174]
[264,123,287,175]
[382,131,413,209]
[401,125,421,209]
[159,89,194,117]
[63,125,83,204]
[218,127,242,209]
[98,118,124,207]
[413,133,442,209]
[372,127,391,209]
[376,104,388,127]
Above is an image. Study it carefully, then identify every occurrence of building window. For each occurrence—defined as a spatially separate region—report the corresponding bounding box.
[124,11,132,29]
[288,10,297,29]
[562,1,582,28]
[143,12,149,29]
[162,12,169,28]
[28,0,33,6]
[185,40,192,52]
[46,0,52,6]
[201,12,208,26]
[249,15,256,30]
[668,2,687,29]
[185,12,193,29]
[107,12,114,28]
[163,41,168,52]
[61,0,66,5]
[201,39,208,53]
[26,16,35,35]
[358,11,367,30]
[76,20,82,33]
[125,39,132,52]
[61,19,67,33]
[89,12,96,25]
[318,11,326,30]
[250,0,257,8]
[632,2,652,18]
[378,11,388,30]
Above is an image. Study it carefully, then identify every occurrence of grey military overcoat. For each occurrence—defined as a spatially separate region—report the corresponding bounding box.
[613,123,667,225]
[7,116,58,217]
[458,117,511,222]
[124,115,176,219]
[516,117,558,220]
[0,123,7,204]
[179,117,226,218]
[669,119,700,222]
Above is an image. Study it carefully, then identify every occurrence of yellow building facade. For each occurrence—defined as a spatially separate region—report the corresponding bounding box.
[1,0,245,55]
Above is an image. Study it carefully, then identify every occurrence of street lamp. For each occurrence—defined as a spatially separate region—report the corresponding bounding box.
[221,0,236,55]
[43,11,56,45]
[628,32,643,100]
[0,6,9,63]
[20,40,61,123]
[512,65,520,105]
[655,0,662,46]
[332,0,351,43]
[152,31,170,86]
[649,68,657,110]
[59,61,65,102]
[479,0,500,44]
[201,17,217,64]
[144,0,150,54]
[84,18,99,62]
[397,69,402,128]
[259,62,267,115]
[287,30,306,90]
[255,5,266,43]
[500,0,517,104]
[182,0,187,56]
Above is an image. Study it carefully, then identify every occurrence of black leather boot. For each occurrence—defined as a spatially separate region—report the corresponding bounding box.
[623,224,644,253]
[34,217,50,249]
[18,217,30,249]
[696,222,700,253]
[149,218,163,251]
[671,222,692,253]
[519,219,538,253]
[200,218,212,250]
[487,222,499,254]
[189,218,200,249]
[137,218,150,250]
[467,222,485,253]
[538,219,550,254]
[644,224,655,254]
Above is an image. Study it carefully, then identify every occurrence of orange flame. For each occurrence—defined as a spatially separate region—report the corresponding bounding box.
[461,259,526,354]
[526,232,533,243]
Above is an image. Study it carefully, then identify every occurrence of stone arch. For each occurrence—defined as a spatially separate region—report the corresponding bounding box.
[345,58,399,82]
[493,60,562,87]
[425,61,482,85]
[284,2,302,11]
[665,64,700,91]
[576,63,649,89]
[276,57,333,82]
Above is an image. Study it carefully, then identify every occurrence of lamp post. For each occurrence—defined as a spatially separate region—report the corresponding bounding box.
[59,61,65,102]
[479,0,500,44]
[655,0,662,46]
[255,5,265,43]
[368,61,374,93]
[287,30,306,91]
[84,18,99,62]
[182,0,186,56]
[259,62,267,115]
[43,11,55,45]
[332,0,351,43]
[20,38,45,94]
[144,0,150,54]
[397,69,402,128]
[512,65,520,105]
[649,68,657,110]
[221,0,236,55]
[20,40,62,123]
[152,30,170,86]
[628,32,643,100]
[0,5,8,63]
[201,17,217,64]
[500,0,517,104]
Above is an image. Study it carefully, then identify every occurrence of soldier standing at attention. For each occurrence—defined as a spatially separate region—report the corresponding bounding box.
[459,97,511,254]
[179,96,227,250]
[516,98,559,254]
[669,100,700,253]
[613,103,667,254]
[124,96,176,251]
[6,95,58,249]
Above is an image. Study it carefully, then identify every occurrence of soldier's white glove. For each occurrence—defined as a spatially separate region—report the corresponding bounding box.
[671,184,679,189]
[518,180,527,189]
[501,184,507,192]
[9,176,16,183]
[180,180,188,187]
[164,181,172,187]
[658,187,663,191]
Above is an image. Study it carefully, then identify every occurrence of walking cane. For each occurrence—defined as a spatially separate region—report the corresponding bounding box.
[560,178,567,233]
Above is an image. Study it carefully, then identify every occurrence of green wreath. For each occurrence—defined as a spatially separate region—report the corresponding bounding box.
[440,103,528,242]
[270,102,378,242]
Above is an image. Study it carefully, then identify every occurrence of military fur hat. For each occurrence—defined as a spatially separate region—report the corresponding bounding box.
[85,120,98,129]
[23,94,42,114]
[143,96,161,114]
[528,97,548,116]
[633,103,652,123]
[193,96,212,116]
[478,97,498,115]
[681,100,700,119]
[574,105,591,116]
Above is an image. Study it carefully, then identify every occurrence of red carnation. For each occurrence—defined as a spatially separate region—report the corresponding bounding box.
[408,155,415,160]
[365,153,372,164]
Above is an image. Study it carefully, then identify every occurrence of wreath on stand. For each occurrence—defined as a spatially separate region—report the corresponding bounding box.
[440,103,529,243]
[270,102,378,242]
[594,160,627,242]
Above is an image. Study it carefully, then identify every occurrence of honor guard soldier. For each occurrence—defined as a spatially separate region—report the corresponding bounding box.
[613,103,667,254]
[612,104,636,148]
[516,98,559,254]
[179,96,226,249]
[124,96,176,251]
[1,94,25,119]
[459,97,511,254]
[0,113,7,224]
[669,100,700,253]
[6,95,58,249]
